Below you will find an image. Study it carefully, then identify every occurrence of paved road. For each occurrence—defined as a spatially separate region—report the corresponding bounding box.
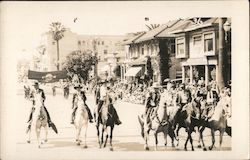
[13,88,231,159]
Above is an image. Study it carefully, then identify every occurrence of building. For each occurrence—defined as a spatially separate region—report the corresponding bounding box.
[124,19,187,84]
[39,30,128,79]
[171,17,231,86]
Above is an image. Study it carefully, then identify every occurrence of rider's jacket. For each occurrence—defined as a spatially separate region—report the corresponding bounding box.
[30,88,45,107]
[72,90,86,109]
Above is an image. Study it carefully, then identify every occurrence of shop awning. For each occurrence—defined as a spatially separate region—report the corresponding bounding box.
[125,67,142,77]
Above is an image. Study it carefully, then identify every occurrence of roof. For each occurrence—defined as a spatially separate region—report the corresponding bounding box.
[170,17,221,34]
[123,32,146,45]
[156,19,191,38]
[134,19,181,43]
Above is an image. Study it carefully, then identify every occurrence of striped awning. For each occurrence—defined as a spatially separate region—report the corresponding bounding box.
[125,67,142,77]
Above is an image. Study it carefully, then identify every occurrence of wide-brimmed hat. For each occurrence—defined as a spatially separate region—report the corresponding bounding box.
[74,84,83,89]
[32,81,39,86]
[151,82,161,89]
[163,78,170,83]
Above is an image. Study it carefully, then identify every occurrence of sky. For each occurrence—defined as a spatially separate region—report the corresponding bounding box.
[0,1,240,60]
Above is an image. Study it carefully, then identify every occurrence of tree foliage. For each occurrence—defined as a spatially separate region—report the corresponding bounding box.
[158,39,172,84]
[146,24,160,31]
[49,22,66,41]
[62,50,97,83]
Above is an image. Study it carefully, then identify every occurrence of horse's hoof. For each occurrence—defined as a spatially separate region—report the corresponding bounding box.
[192,148,194,151]
[83,145,88,149]
[172,144,175,147]
[197,144,202,148]
[184,148,187,151]
[203,148,207,151]
[27,140,30,143]
[144,146,149,151]
[209,146,213,150]
[110,147,113,151]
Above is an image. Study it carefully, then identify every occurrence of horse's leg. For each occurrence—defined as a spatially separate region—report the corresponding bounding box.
[154,131,158,151]
[164,130,168,147]
[144,129,150,151]
[27,123,32,143]
[44,124,48,143]
[219,129,225,150]
[184,127,189,151]
[175,126,181,146]
[101,126,105,148]
[109,126,114,151]
[36,122,41,148]
[209,129,215,150]
[189,129,194,151]
[168,128,175,147]
[199,126,207,151]
[96,124,101,148]
[103,126,108,148]
[83,124,88,148]
[76,127,82,146]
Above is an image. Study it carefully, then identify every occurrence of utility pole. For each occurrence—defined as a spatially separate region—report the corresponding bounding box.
[218,18,227,90]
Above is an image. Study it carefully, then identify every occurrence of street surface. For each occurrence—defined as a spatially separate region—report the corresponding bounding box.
[14,86,231,159]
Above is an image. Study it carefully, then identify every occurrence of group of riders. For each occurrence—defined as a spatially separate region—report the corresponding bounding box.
[143,78,231,127]
[25,77,231,150]
[26,80,122,133]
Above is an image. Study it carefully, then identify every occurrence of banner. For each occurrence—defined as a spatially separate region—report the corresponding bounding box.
[28,70,68,83]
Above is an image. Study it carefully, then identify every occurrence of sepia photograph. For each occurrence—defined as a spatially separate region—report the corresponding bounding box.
[0,1,249,160]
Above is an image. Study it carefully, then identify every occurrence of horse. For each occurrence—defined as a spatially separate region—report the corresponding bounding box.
[172,90,202,151]
[27,104,48,148]
[198,96,232,151]
[138,91,179,151]
[73,91,89,147]
[95,94,116,151]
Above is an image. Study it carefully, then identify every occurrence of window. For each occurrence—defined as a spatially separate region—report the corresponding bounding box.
[169,39,176,54]
[78,41,81,45]
[193,36,202,45]
[102,41,104,45]
[204,33,213,52]
[104,49,107,54]
[176,38,185,55]
[82,41,85,45]
[141,47,144,55]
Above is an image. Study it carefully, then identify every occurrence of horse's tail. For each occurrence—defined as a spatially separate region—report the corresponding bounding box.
[138,115,145,138]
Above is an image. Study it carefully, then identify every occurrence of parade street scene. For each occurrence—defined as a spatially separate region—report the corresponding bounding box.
[1,1,239,160]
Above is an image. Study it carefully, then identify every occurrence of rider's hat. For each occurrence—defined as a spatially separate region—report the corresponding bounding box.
[32,81,39,86]
[151,82,161,89]
[74,84,83,89]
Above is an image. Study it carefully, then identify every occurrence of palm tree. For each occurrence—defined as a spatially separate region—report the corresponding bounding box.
[49,22,66,70]
[145,24,160,31]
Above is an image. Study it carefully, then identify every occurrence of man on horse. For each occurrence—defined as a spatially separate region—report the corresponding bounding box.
[144,83,161,119]
[97,80,122,125]
[71,84,94,124]
[27,82,53,128]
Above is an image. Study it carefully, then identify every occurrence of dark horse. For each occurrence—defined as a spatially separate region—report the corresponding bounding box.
[172,90,202,151]
[95,94,116,151]
[198,97,232,151]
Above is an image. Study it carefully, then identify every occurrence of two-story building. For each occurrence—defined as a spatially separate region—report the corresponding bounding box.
[124,19,187,84]
[172,17,231,86]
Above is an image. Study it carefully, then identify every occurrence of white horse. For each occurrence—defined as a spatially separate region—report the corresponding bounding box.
[73,93,89,147]
[27,104,48,148]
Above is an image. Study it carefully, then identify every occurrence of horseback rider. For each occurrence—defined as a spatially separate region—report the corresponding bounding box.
[27,82,52,127]
[177,83,192,108]
[97,80,122,125]
[144,83,161,118]
[71,84,94,124]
